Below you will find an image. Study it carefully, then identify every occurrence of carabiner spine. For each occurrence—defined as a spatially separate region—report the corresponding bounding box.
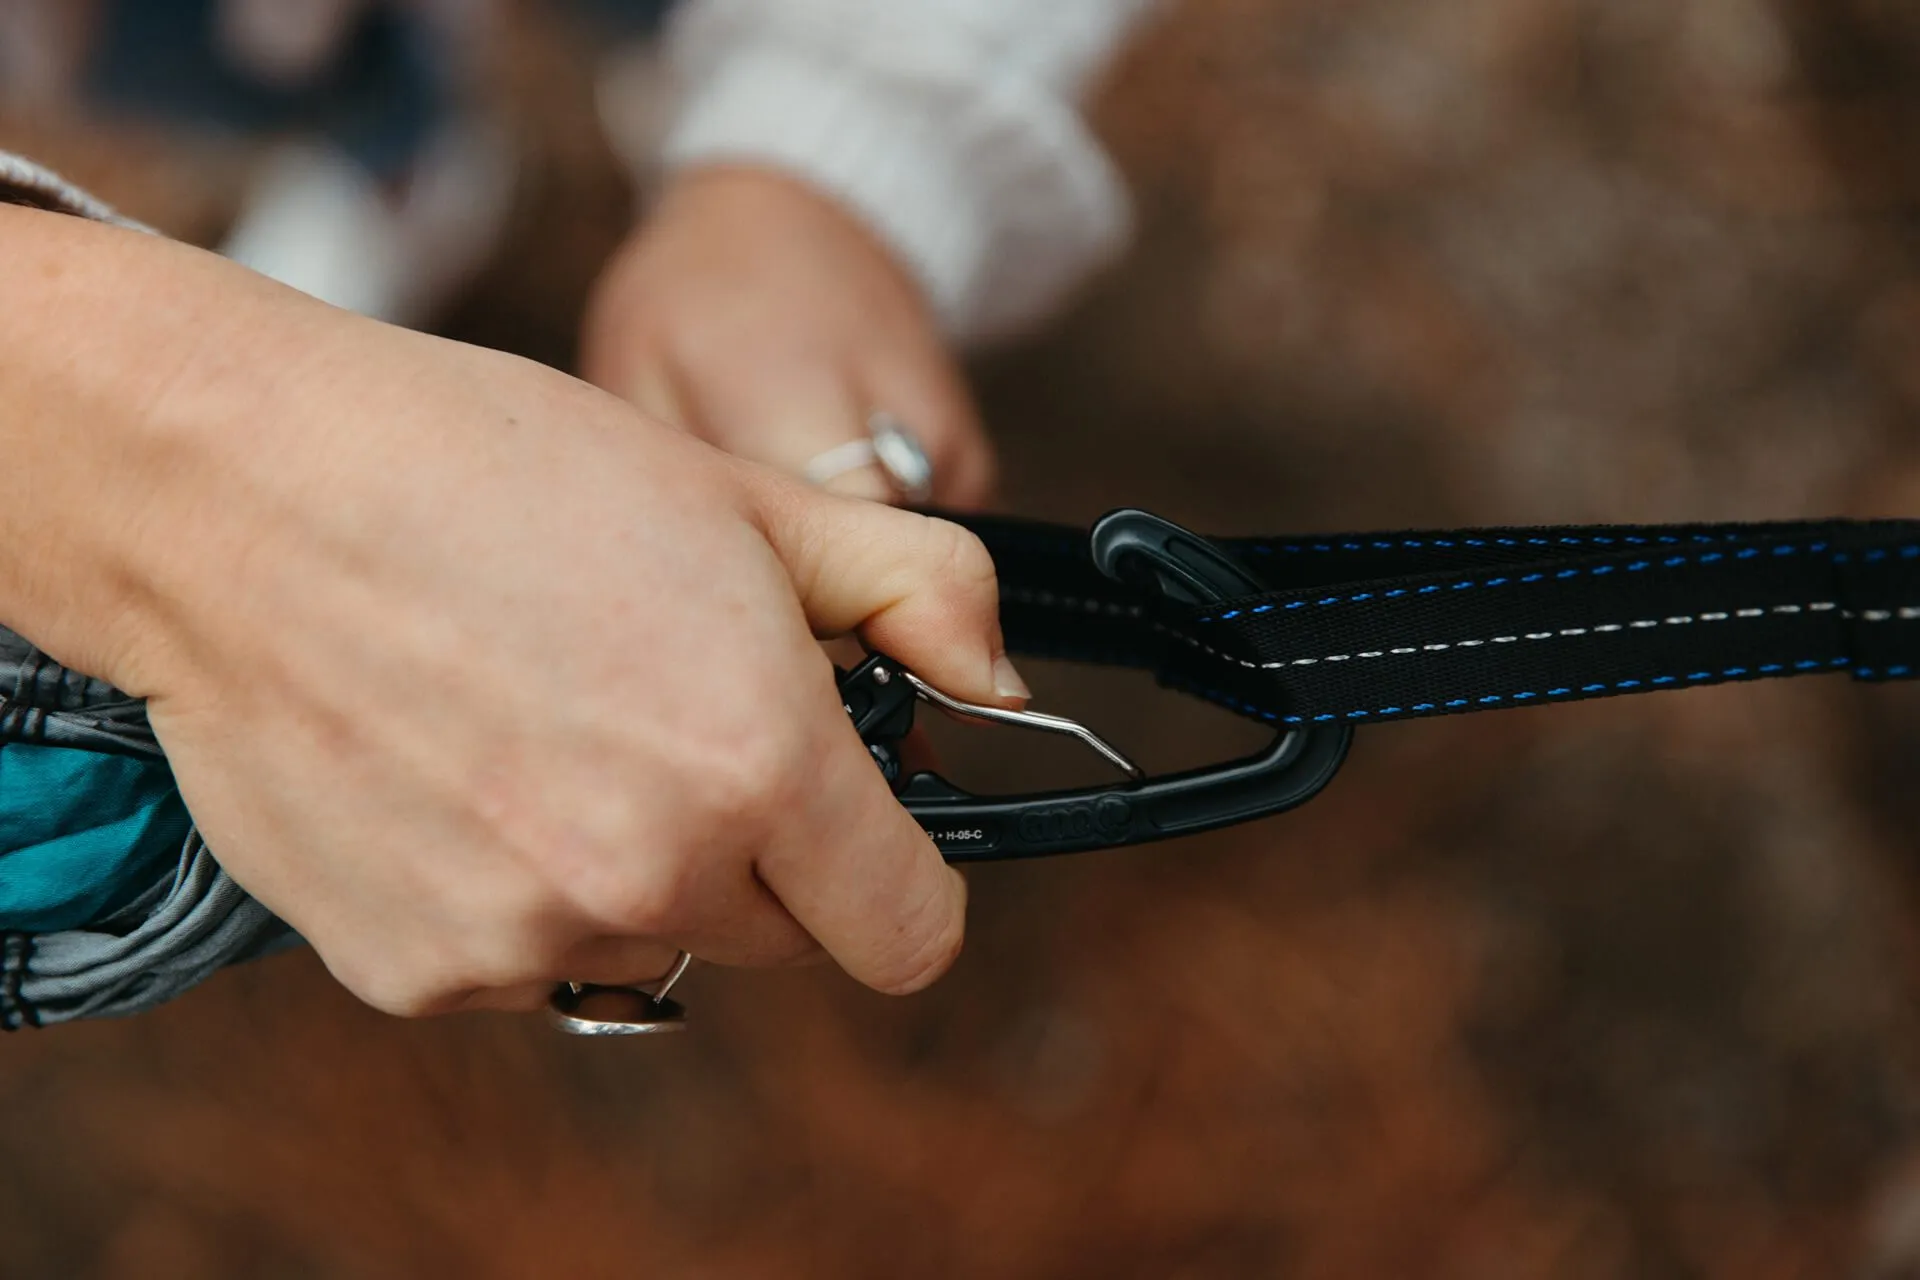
[897,722,1350,861]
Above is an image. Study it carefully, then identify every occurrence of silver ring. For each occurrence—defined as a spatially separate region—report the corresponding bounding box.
[548,950,694,1036]
[802,412,934,504]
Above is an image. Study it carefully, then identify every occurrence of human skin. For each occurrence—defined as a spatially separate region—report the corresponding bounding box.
[0,202,1028,1015]
[581,165,997,509]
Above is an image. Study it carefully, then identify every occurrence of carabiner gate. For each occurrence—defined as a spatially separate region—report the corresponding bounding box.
[841,509,1351,860]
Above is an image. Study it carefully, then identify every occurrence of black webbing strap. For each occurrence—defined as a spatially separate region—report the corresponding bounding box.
[955,515,1920,728]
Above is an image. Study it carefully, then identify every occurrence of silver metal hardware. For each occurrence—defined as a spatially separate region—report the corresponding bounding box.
[549,951,694,1036]
[899,671,1144,781]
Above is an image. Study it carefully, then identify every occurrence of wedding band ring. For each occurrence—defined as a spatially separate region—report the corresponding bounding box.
[803,412,934,504]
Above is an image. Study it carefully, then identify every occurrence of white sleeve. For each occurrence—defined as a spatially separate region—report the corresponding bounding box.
[659,0,1161,343]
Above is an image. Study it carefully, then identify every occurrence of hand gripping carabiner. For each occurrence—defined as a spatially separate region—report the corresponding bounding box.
[841,509,1351,861]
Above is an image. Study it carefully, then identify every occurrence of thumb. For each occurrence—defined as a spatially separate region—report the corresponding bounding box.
[743,470,1030,707]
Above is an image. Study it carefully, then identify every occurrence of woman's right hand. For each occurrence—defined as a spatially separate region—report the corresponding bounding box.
[0,203,1028,1015]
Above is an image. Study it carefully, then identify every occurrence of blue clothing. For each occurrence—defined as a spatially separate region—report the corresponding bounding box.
[0,744,188,933]
[86,0,450,180]
[82,0,677,180]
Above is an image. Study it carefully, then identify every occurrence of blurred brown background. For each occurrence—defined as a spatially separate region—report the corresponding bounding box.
[7,0,1920,1275]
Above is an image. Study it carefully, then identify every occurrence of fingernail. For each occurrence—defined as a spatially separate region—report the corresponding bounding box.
[992,654,1032,703]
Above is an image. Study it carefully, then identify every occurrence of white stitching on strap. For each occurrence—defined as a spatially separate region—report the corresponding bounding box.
[999,589,1913,674]
[1194,601,1853,671]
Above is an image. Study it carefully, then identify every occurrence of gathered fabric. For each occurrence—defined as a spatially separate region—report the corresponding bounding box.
[0,624,293,1029]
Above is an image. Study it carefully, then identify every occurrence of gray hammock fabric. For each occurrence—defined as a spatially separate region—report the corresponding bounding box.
[0,629,293,1029]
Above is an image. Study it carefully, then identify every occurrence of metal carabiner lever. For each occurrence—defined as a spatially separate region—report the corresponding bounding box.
[842,653,1143,783]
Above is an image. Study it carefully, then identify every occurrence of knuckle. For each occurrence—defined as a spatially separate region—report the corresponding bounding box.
[873,873,967,995]
[547,720,818,936]
[338,963,457,1019]
[337,941,551,1018]
[582,860,688,936]
[509,800,696,938]
[880,916,965,996]
[922,517,999,600]
[685,714,812,830]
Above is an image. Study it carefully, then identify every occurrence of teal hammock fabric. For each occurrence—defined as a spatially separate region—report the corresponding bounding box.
[0,742,188,933]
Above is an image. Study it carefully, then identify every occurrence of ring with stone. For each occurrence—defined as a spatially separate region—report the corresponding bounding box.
[802,412,935,504]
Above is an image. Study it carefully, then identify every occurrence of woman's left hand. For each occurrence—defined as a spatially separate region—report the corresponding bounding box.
[581,164,995,510]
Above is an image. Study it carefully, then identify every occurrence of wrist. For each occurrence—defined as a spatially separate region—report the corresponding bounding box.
[0,204,329,691]
[660,39,1130,343]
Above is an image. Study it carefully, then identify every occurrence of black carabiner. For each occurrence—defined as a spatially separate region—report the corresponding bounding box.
[840,509,1351,861]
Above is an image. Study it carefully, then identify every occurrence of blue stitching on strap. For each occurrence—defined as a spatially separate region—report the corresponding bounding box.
[1193,540,1916,623]
[1243,529,1816,555]
[1209,657,1861,726]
